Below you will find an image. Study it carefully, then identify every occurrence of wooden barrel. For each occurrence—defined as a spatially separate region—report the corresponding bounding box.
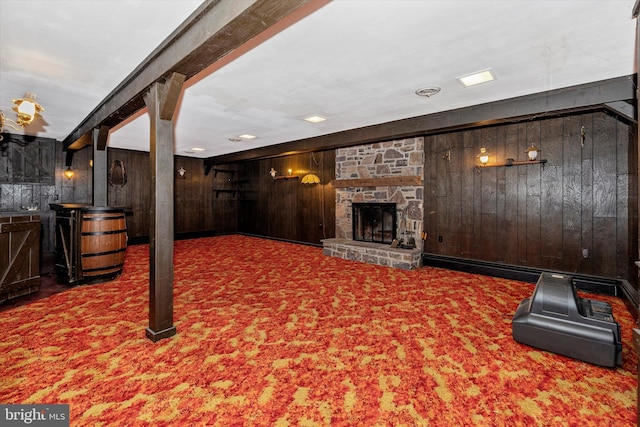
[80,207,127,283]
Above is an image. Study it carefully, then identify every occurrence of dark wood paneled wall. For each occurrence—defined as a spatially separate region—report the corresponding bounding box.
[103,149,334,244]
[107,149,150,239]
[424,111,637,283]
[64,145,93,204]
[107,149,223,239]
[237,151,335,245]
[11,146,333,247]
[209,165,238,235]
[0,138,92,253]
[0,139,92,212]
[174,156,218,234]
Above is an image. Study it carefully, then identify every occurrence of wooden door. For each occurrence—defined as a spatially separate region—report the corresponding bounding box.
[0,215,41,302]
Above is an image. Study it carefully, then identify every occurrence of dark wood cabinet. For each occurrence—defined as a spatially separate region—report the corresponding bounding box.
[0,137,55,185]
[0,215,40,302]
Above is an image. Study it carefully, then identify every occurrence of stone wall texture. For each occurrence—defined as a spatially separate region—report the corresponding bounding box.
[322,238,422,270]
[335,137,424,242]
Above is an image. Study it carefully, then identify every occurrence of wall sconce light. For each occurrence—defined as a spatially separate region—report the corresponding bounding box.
[64,166,74,180]
[0,92,44,137]
[476,145,547,170]
[177,166,186,179]
[301,173,320,184]
[477,147,489,166]
[301,152,321,184]
[270,167,299,180]
[442,149,452,162]
[525,144,540,161]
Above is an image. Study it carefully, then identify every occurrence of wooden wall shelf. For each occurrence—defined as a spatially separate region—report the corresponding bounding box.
[330,175,422,188]
[480,159,547,168]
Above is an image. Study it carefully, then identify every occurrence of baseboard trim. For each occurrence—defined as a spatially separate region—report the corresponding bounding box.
[422,253,640,320]
[422,253,621,297]
[619,279,639,320]
[237,232,323,248]
[128,231,323,248]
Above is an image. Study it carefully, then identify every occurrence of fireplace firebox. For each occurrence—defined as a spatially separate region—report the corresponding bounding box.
[352,203,396,244]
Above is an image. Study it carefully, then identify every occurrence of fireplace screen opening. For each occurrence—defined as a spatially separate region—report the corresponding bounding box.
[352,203,397,244]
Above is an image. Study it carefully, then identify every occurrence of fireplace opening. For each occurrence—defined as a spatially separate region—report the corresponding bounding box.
[352,203,396,244]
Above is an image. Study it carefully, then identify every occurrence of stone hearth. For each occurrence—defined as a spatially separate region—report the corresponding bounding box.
[322,238,422,270]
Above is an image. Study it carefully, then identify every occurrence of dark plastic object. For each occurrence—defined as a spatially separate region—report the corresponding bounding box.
[512,272,622,368]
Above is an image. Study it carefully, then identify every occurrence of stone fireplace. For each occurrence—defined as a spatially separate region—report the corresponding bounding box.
[322,137,424,270]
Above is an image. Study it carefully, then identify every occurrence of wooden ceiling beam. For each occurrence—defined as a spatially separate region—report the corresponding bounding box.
[205,75,636,165]
[604,100,636,123]
[63,0,324,151]
[95,125,110,151]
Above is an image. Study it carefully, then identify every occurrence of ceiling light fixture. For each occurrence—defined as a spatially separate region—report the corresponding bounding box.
[457,69,496,87]
[414,86,441,98]
[0,92,44,140]
[238,134,256,139]
[191,147,205,152]
[304,115,327,123]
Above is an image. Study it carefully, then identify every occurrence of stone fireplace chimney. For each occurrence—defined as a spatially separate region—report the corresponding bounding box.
[335,137,423,240]
[322,137,424,270]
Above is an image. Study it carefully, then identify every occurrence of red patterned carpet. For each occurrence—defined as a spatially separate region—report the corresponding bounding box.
[0,235,636,426]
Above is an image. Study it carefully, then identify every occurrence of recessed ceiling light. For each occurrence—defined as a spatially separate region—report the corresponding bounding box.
[304,115,327,123]
[457,69,496,87]
[191,147,205,152]
[414,86,441,98]
[238,134,256,139]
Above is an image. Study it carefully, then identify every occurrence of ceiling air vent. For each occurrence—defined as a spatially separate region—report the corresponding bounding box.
[414,86,441,98]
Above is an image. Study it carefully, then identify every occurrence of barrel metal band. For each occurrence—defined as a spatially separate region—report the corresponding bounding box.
[82,229,127,236]
[82,215,126,221]
[82,263,125,273]
[81,247,127,257]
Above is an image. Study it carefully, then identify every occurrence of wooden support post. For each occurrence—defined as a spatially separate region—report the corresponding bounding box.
[632,5,639,425]
[92,126,109,207]
[64,150,74,167]
[143,73,185,342]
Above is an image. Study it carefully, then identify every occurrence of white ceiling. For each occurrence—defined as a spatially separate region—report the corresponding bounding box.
[1,0,637,159]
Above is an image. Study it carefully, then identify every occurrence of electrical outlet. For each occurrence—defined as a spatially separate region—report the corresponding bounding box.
[438,235,443,243]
